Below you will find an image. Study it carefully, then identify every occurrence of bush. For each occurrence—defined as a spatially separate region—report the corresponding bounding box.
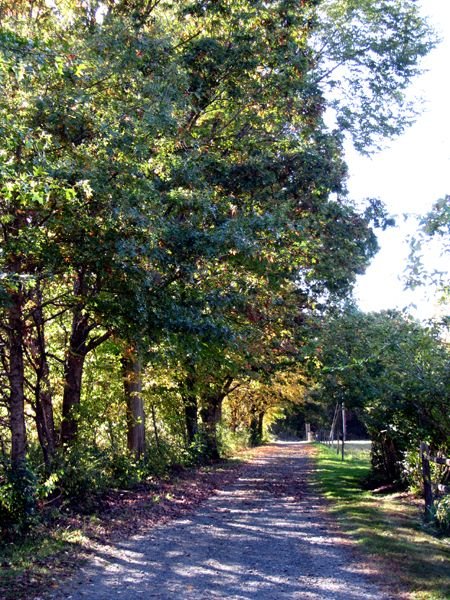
[55,446,110,512]
[217,424,250,457]
[435,495,450,532]
[0,461,39,537]
[402,450,424,495]
[108,452,142,488]
[56,443,174,509]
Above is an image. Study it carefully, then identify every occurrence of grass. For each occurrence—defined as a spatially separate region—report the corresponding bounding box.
[313,443,450,600]
[0,525,86,599]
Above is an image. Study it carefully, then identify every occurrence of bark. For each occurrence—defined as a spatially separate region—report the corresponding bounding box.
[249,410,264,446]
[61,270,111,447]
[200,394,223,460]
[258,411,264,439]
[150,403,160,452]
[370,430,402,485]
[182,374,198,446]
[199,377,234,460]
[184,399,198,446]
[5,211,28,469]
[7,289,27,468]
[60,309,89,446]
[122,346,145,458]
[28,285,56,467]
[34,362,56,467]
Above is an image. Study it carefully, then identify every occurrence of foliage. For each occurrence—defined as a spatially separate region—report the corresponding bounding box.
[407,195,450,310]
[313,0,436,152]
[435,496,450,533]
[54,446,111,511]
[0,461,39,536]
[0,0,436,535]
[402,449,449,498]
[309,310,450,484]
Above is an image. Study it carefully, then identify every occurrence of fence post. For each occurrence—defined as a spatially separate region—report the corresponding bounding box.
[341,402,346,461]
[420,441,434,520]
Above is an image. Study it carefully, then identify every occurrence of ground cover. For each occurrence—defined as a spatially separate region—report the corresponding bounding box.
[313,442,450,599]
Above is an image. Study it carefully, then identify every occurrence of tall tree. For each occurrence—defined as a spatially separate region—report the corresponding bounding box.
[121,344,146,458]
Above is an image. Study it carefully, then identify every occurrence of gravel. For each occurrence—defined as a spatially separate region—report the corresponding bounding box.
[52,442,393,599]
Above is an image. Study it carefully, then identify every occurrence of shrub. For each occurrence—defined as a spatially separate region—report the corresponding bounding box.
[217,424,250,457]
[0,461,39,537]
[108,452,142,488]
[402,449,424,495]
[55,446,110,512]
[435,495,450,532]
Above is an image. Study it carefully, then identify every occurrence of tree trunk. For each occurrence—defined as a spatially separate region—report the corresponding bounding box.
[200,394,223,460]
[8,289,27,468]
[60,282,111,448]
[249,410,264,446]
[122,346,145,458]
[150,403,160,452]
[182,374,198,446]
[35,370,56,467]
[60,309,89,446]
[28,285,56,467]
[370,430,402,485]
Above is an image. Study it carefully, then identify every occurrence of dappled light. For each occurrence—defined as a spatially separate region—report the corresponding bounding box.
[50,444,388,599]
[0,1,448,598]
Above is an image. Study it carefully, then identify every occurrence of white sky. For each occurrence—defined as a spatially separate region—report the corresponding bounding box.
[350,0,450,319]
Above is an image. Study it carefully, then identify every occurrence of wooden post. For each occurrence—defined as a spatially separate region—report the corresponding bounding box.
[420,441,434,519]
[341,402,346,461]
[330,402,339,448]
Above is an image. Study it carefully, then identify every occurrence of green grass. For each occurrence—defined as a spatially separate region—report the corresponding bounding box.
[313,443,450,600]
[0,526,85,599]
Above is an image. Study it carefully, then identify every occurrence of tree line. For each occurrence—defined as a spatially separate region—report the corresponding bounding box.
[0,0,440,533]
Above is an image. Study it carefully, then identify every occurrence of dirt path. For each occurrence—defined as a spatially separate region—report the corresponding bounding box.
[52,442,391,599]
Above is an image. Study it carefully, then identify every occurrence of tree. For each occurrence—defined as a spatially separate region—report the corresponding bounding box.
[121,344,146,458]
[312,0,436,151]
[407,195,450,314]
[309,309,450,483]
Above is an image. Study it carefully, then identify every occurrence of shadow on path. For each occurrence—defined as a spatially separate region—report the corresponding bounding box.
[54,443,390,599]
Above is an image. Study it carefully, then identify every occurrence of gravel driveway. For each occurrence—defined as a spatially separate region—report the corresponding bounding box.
[53,442,390,599]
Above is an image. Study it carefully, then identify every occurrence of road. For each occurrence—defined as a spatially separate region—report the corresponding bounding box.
[53,442,390,599]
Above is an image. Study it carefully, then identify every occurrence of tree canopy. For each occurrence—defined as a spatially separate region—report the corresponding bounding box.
[0,0,441,534]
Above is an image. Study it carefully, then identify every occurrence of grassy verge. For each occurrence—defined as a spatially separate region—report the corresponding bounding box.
[0,526,86,599]
[313,442,450,600]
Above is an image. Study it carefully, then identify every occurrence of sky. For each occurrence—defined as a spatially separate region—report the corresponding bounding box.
[349,0,450,319]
